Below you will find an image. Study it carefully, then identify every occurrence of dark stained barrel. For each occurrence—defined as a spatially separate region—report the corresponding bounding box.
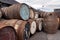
[43,12,59,34]
[0,27,17,40]
[0,20,18,40]
[1,3,30,20]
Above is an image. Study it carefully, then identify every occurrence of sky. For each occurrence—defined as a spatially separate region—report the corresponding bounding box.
[15,0,60,12]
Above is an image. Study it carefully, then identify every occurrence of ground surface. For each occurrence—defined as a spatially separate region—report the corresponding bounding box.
[30,30,60,40]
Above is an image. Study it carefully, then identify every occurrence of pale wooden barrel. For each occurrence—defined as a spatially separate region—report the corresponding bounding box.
[1,3,30,20]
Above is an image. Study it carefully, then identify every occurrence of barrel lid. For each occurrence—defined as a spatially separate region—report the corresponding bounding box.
[0,0,19,4]
[20,3,30,20]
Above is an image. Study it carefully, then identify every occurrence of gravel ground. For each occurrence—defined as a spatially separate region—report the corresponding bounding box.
[29,30,60,40]
[29,32,48,40]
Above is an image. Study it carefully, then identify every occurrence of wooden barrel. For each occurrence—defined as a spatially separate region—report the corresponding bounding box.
[28,19,37,35]
[43,12,59,34]
[0,19,18,40]
[34,12,39,19]
[0,26,17,40]
[16,21,30,40]
[0,19,30,40]
[0,9,2,19]
[1,3,30,20]
[39,11,45,18]
[55,12,60,29]
[30,8,35,19]
[40,11,55,18]
[0,20,9,29]
[35,18,43,31]
[58,18,60,29]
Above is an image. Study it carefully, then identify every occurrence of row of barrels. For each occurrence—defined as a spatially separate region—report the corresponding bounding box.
[0,19,43,40]
[30,10,59,34]
[0,3,42,34]
[0,3,43,40]
[29,9,59,34]
[0,3,60,40]
[0,3,39,20]
[0,19,29,40]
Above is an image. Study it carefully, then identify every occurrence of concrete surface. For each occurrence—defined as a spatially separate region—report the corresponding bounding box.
[47,30,60,40]
[30,30,60,40]
[30,32,48,40]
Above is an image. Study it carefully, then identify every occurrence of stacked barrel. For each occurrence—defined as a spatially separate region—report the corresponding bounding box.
[0,3,43,40]
[0,3,30,40]
[1,3,30,20]
[40,11,59,34]
[0,19,30,40]
[34,11,43,32]
[0,8,2,19]
[0,2,59,40]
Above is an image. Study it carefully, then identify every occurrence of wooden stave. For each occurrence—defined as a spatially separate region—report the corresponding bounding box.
[0,9,2,19]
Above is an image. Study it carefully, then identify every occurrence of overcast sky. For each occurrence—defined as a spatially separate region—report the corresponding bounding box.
[15,0,60,12]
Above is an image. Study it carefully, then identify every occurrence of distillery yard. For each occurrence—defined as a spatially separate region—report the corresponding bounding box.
[0,0,60,40]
